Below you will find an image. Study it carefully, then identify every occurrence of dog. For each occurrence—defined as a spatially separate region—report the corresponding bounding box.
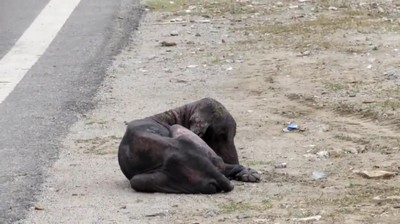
[118,98,260,194]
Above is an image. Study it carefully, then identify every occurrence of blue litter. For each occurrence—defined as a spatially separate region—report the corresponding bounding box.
[287,123,299,130]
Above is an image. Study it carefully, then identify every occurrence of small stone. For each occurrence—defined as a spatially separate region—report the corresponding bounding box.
[195,33,201,37]
[297,50,310,57]
[170,31,179,36]
[186,41,195,45]
[145,211,168,217]
[120,205,127,209]
[372,46,378,51]
[237,214,250,219]
[354,170,397,179]
[367,64,372,69]
[344,147,358,154]
[274,162,287,169]
[275,2,283,7]
[34,206,45,211]
[160,41,177,47]
[329,149,345,158]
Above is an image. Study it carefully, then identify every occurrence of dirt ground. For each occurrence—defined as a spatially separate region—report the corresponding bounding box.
[21,0,400,223]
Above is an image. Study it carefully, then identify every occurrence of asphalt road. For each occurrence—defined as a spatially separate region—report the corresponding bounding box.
[0,0,143,223]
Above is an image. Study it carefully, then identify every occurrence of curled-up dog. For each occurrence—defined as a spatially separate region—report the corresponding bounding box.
[118,98,260,194]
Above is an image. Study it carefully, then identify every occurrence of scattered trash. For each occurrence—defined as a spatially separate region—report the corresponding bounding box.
[316,151,330,159]
[160,41,177,47]
[384,69,400,80]
[275,2,284,7]
[187,65,198,68]
[292,215,322,222]
[139,68,148,73]
[367,64,372,69]
[354,170,397,179]
[274,162,287,169]
[226,66,233,71]
[328,6,338,11]
[198,19,211,23]
[312,171,327,180]
[203,209,219,218]
[283,122,305,132]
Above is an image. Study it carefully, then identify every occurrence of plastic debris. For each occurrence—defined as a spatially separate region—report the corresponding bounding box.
[292,215,322,222]
[312,171,327,180]
[283,122,305,132]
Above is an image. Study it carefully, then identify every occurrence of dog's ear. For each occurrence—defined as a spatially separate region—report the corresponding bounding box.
[189,112,209,137]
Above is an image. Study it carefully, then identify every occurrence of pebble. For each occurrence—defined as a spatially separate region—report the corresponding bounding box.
[160,41,177,47]
[329,148,345,158]
[34,206,45,211]
[274,162,287,169]
[354,170,397,179]
[170,31,179,36]
[237,214,250,219]
[344,147,358,154]
[145,211,168,217]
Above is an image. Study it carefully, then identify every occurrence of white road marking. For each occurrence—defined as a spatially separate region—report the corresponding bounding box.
[0,0,81,104]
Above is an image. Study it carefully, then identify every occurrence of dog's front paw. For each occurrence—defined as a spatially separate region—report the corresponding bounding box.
[235,168,261,182]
